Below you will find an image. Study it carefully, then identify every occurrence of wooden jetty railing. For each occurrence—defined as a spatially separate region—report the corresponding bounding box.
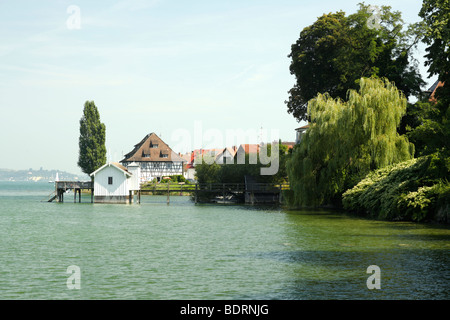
[48,181,289,205]
[140,182,289,204]
[49,181,94,203]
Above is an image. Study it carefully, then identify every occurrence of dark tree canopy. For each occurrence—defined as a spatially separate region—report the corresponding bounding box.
[77,101,107,175]
[419,0,450,105]
[286,4,425,122]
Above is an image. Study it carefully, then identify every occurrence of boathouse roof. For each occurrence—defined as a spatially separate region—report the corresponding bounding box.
[90,162,132,177]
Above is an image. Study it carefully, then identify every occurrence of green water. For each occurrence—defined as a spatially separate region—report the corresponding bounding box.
[1,181,449,299]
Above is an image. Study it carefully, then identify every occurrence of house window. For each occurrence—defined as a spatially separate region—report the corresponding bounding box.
[108,177,113,185]
[161,153,168,158]
[150,142,158,148]
[167,163,172,169]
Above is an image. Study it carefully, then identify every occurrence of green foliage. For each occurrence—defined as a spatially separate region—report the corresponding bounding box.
[419,0,450,105]
[77,101,106,175]
[415,0,450,161]
[286,3,425,121]
[343,152,450,222]
[160,175,186,183]
[195,160,222,184]
[195,143,290,184]
[287,77,414,207]
[399,99,450,156]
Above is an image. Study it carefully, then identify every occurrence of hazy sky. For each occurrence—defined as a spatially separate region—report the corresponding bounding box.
[0,0,434,176]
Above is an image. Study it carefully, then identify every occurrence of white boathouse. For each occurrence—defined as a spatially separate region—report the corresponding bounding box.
[90,162,141,204]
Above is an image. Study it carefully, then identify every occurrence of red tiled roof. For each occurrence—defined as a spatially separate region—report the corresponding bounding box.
[239,144,260,154]
[121,133,185,163]
[295,124,310,130]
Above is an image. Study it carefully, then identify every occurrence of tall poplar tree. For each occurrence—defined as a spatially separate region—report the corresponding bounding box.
[77,101,107,175]
[287,77,414,207]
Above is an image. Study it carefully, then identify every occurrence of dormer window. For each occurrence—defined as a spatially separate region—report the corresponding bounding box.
[160,152,168,158]
[142,150,150,158]
[150,142,158,148]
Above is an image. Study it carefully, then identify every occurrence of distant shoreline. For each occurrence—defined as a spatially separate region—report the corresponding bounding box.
[0,168,88,182]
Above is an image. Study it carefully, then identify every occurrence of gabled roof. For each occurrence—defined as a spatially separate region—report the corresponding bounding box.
[426,80,440,94]
[120,133,185,163]
[295,124,310,131]
[216,147,237,158]
[181,152,192,163]
[238,144,260,154]
[192,148,224,162]
[281,142,295,149]
[90,162,132,177]
[427,80,444,102]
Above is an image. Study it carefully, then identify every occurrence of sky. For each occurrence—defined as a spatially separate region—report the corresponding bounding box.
[0,0,435,176]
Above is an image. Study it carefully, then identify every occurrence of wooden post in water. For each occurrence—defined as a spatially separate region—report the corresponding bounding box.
[222,183,225,204]
[91,188,94,203]
[167,183,170,204]
[279,185,282,204]
[195,184,198,204]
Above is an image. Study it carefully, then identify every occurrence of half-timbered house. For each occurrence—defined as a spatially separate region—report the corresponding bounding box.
[120,133,185,183]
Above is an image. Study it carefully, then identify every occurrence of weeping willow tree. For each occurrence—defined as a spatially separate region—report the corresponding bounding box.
[287,77,414,207]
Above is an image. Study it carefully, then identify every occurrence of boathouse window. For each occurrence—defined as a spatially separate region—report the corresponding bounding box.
[108,177,113,185]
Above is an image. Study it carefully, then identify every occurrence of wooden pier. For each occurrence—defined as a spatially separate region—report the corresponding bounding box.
[48,181,94,203]
[189,182,289,204]
[159,183,289,204]
[47,181,289,205]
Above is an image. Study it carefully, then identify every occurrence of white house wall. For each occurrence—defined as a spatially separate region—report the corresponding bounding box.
[124,161,183,183]
[93,165,130,196]
[184,168,196,180]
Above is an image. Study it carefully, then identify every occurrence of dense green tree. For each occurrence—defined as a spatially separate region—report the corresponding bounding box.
[195,159,221,184]
[77,101,107,175]
[419,0,450,105]
[400,99,450,156]
[287,77,414,207]
[414,0,450,158]
[286,4,425,121]
[195,142,290,184]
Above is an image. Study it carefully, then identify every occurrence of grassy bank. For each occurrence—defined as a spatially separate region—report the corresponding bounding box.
[342,153,450,223]
[141,182,195,195]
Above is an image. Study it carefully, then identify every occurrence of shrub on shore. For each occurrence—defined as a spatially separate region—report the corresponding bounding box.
[342,152,450,222]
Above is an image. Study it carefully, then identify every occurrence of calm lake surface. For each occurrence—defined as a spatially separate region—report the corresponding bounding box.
[1,181,449,299]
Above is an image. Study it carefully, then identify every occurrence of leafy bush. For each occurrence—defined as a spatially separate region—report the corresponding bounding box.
[342,153,450,222]
[160,175,186,183]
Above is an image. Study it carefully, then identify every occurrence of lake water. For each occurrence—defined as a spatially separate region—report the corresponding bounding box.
[1,181,449,300]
